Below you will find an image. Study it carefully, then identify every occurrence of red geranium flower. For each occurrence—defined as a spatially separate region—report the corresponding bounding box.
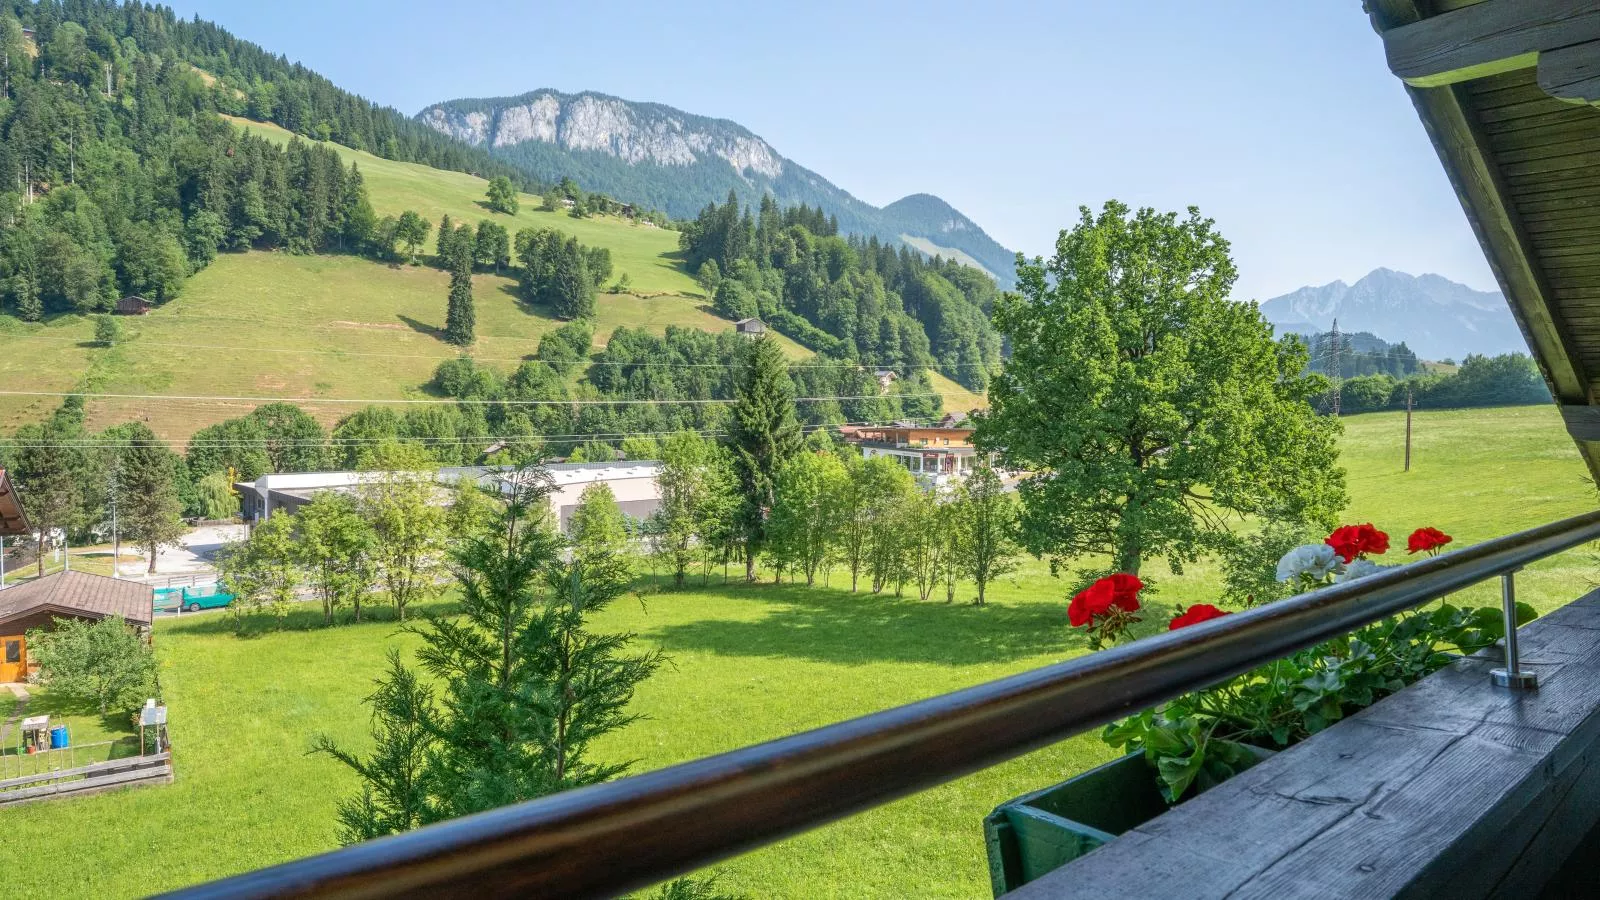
[1170,604,1230,630]
[1068,580,1116,627]
[1407,527,1452,555]
[1325,523,1390,563]
[1105,573,1144,613]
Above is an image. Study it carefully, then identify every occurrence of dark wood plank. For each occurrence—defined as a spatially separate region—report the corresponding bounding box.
[1479,97,1578,125]
[1503,148,1600,177]
[1498,135,1600,164]
[1513,195,1600,216]
[1013,591,1600,899]
[1384,1,1600,89]
[1538,39,1600,104]
[1487,118,1600,149]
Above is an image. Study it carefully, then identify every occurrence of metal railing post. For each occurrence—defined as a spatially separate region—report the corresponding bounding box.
[1491,569,1537,689]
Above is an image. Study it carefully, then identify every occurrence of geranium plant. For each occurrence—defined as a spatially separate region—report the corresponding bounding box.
[1068,574,1143,649]
[1094,522,1533,805]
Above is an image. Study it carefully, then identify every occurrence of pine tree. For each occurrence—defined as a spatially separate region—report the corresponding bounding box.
[109,423,187,575]
[444,240,475,346]
[550,237,594,319]
[315,466,662,834]
[435,214,454,262]
[729,334,802,581]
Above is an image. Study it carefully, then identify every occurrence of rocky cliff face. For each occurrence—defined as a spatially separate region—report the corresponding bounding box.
[420,93,786,176]
[417,90,1017,284]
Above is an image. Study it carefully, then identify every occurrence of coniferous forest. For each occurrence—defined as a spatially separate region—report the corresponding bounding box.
[0,0,536,319]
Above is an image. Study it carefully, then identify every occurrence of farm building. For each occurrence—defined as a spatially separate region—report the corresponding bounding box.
[234,462,664,534]
[0,571,153,683]
[735,317,766,337]
[114,295,152,315]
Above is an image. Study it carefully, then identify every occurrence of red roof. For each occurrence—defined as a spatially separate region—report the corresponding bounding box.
[0,571,153,629]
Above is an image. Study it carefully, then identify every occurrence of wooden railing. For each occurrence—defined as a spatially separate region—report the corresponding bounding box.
[163,510,1600,900]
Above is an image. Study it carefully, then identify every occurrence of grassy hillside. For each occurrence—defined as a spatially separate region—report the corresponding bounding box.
[0,253,811,441]
[224,117,699,297]
[1,405,1592,898]
[0,117,862,441]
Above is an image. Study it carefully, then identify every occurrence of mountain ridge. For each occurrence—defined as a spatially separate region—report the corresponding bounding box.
[1260,268,1522,361]
[416,89,1018,284]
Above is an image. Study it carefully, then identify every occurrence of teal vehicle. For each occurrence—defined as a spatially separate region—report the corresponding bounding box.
[154,585,235,613]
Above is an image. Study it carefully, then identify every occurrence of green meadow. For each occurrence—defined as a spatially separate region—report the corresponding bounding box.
[0,405,1593,897]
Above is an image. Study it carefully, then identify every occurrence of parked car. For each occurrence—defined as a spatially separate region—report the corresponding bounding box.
[153,585,235,613]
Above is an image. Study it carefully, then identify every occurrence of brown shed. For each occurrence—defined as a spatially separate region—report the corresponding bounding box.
[0,571,153,683]
[114,295,152,316]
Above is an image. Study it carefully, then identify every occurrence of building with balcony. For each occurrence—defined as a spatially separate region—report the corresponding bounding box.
[841,423,984,488]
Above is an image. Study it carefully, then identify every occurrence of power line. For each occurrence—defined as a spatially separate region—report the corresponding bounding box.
[0,331,997,369]
[0,389,951,406]
[2,422,860,452]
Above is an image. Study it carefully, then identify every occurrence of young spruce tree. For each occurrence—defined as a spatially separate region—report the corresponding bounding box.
[444,235,476,346]
[729,334,802,581]
[316,465,662,834]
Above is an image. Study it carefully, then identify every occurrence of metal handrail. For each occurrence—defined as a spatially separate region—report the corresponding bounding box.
[166,509,1600,900]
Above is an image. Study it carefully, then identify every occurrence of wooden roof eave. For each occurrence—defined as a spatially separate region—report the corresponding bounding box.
[1371,0,1600,482]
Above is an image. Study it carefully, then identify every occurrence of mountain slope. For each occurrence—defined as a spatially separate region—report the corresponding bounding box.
[1260,268,1523,361]
[416,90,1018,284]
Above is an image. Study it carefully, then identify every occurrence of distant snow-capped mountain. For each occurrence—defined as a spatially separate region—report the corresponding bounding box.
[1260,268,1522,361]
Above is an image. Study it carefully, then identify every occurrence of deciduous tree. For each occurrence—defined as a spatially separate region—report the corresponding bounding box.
[976,202,1345,575]
[295,491,377,624]
[953,462,1020,606]
[485,176,519,216]
[27,615,155,714]
[361,444,447,621]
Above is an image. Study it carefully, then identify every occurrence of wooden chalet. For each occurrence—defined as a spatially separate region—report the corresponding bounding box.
[735,317,766,337]
[0,572,153,683]
[114,295,152,316]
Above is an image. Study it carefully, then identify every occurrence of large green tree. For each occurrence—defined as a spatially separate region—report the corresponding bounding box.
[728,335,802,581]
[975,202,1345,575]
[106,422,187,575]
[485,176,519,215]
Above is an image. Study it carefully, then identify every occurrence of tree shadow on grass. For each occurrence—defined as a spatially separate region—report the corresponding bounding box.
[159,597,463,640]
[641,580,1076,668]
[396,314,444,340]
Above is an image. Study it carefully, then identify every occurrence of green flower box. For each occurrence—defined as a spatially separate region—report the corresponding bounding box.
[983,746,1274,896]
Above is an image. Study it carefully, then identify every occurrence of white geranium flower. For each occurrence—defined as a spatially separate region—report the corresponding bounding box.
[1275,544,1345,583]
[1336,559,1390,583]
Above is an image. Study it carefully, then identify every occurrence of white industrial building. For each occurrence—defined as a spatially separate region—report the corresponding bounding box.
[234,462,664,534]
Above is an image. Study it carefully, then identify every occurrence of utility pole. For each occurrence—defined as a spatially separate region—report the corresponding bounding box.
[1404,385,1414,472]
[1330,318,1343,417]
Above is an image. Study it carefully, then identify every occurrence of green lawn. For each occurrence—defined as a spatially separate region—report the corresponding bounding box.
[0,405,1593,897]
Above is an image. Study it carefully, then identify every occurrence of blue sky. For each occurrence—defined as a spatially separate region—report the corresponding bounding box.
[165,0,1494,301]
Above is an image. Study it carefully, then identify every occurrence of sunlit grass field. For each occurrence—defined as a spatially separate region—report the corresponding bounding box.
[0,405,1593,897]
